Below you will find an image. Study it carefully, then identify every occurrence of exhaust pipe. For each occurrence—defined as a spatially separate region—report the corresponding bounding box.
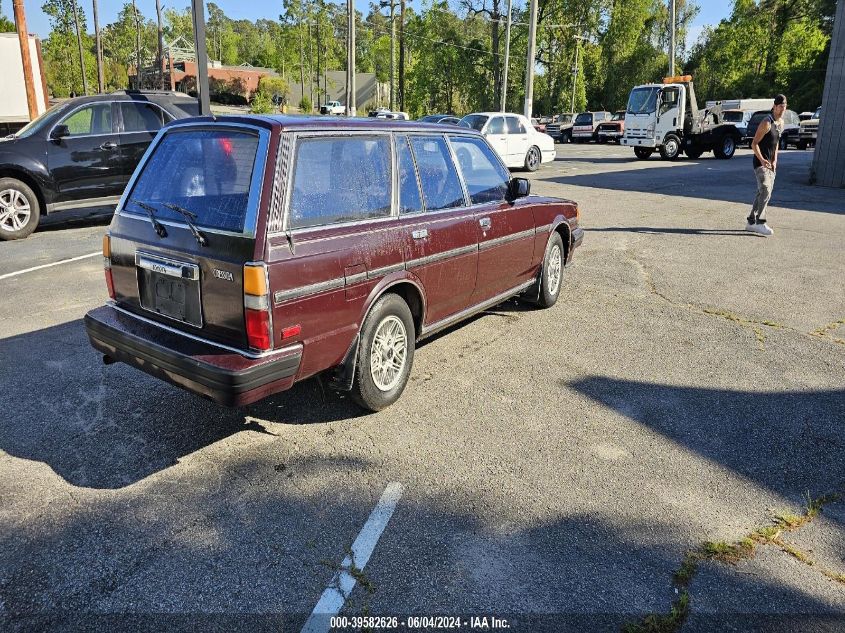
[102,354,116,365]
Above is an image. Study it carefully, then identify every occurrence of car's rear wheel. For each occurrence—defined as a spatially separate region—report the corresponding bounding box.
[524,146,541,171]
[535,232,564,308]
[350,293,415,411]
[0,177,40,241]
[797,140,808,150]
[634,147,654,160]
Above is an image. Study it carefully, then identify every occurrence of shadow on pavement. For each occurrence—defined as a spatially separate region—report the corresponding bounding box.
[588,226,757,237]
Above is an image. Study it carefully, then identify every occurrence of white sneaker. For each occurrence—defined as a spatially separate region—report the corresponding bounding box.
[746,223,774,236]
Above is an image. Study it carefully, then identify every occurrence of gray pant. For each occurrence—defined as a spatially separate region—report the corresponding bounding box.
[748,166,775,225]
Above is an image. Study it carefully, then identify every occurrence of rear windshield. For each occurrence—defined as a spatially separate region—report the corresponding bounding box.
[748,112,770,127]
[722,111,744,122]
[125,128,260,233]
[459,114,489,131]
[575,113,593,125]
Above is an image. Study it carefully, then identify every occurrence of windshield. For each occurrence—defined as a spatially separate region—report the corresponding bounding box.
[557,114,572,124]
[574,113,592,125]
[125,128,261,234]
[459,114,488,131]
[13,102,70,138]
[722,111,744,123]
[611,112,624,121]
[748,112,769,127]
[813,107,821,119]
[627,87,660,114]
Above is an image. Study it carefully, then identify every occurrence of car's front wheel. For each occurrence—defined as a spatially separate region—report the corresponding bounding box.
[524,146,541,171]
[350,293,415,411]
[0,177,40,241]
[535,232,564,308]
[659,134,682,160]
[634,147,654,160]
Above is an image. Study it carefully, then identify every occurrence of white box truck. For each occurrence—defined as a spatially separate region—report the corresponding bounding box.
[0,33,48,136]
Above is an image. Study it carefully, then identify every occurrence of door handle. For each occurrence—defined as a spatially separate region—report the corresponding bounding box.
[412,229,428,240]
[479,217,491,230]
[100,141,117,150]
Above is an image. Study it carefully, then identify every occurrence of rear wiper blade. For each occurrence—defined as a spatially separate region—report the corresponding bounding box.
[130,199,167,238]
[162,202,208,247]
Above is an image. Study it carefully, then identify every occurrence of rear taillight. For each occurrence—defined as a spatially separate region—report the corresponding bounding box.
[103,234,115,299]
[244,263,272,352]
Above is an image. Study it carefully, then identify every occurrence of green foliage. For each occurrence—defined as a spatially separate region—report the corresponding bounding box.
[250,90,274,114]
[42,0,98,96]
[258,76,289,99]
[298,94,312,113]
[0,0,15,32]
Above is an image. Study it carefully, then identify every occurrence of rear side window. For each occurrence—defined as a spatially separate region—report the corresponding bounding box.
[288,136,392,229]
[396,135,424,214]
[121,102,170,132]
[409,136,465,211]
[506,117,525,134]
[126,128,259,233]
[450,136,509,205]
[487,117,505,134]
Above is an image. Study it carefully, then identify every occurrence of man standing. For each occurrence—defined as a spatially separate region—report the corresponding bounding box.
[747,94,787,236]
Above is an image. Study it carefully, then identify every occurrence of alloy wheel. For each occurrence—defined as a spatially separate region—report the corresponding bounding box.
[547,244,562,296]
[370,315,408,391]
[0,188,31,234]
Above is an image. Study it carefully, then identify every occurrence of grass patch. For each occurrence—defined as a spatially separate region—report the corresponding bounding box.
[700,538,755,564]
[773,539,815,565]
[623,591,690,633]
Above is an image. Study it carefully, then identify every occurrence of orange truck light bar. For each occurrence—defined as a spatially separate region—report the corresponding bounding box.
[663,75,693,83]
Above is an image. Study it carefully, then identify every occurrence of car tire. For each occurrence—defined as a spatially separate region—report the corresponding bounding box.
[562,130,572,144]
[659,134,682,160]
[685,146,703,159]
[633,147,654,160]
[531,232,565,309]
[524,146,541,172]
[0,177,40,241]
[350,293,415,412]
[714,134,737,159]
[797,140,807,150]
[779,136,788,150]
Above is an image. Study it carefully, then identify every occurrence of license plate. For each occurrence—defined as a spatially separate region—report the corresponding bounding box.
[137,253,203,327]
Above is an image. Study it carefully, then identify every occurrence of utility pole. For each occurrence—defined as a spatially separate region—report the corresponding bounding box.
[399,0,405,111]
[522,0,538,118]
[12,0,37,120]
[569,36,585,114]
[71,0,88,95]
[668,0,676,76]
[132,0,141,89]
[298,0,305,108]
[155,0,165,90]
[500,0,512,111]
[190,0,210,115]
[380,0,397,110]
[92,0,104,93]
[346,0,356,115]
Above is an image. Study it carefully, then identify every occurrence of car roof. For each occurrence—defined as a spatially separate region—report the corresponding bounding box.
[167,114,485,135]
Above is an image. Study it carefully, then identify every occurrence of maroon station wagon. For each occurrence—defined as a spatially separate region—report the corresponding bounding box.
[84,115,584,411]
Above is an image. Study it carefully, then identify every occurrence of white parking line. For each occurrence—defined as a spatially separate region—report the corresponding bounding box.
[301,482,404,633]
[0,252,100,281]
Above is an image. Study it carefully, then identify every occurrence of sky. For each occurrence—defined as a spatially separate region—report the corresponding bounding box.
[9,0,736,47]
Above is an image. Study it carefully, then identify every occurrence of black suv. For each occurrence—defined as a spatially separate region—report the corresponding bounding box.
[0,91,199,240]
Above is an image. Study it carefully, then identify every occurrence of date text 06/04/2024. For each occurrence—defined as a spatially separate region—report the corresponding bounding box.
[329,615,510,629]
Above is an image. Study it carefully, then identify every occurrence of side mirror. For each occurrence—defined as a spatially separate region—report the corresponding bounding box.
[508,177,530,200]
[51,125,70,140]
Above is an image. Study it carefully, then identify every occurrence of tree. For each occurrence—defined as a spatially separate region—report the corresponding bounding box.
[42,0,97,96]
[1,0,15,32]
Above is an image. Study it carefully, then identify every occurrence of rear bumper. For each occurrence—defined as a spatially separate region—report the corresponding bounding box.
[84,305,303,407]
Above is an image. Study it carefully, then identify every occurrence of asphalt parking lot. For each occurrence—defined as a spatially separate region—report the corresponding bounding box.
[1,143,843,632]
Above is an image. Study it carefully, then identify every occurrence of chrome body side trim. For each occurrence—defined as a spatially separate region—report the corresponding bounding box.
[344,272,368,285]
[367,263,405,279]
[405,244,477,269]
[478,228,535,252]
[274,277,345,304]
[535,223,552,234]
[419,279,534,339]
[46,195,121,214]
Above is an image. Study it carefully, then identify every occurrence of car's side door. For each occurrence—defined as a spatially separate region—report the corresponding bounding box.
[47,101,123,203]
[398,133,478,325]
[450,134,536,303]
[270,133,405,380]
[484,116,509,165]
[118,101,173,188]
[505,116,530,164]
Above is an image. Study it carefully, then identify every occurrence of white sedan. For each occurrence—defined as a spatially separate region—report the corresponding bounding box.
[458,112,556,171]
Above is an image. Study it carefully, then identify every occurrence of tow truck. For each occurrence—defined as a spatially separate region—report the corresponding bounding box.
[621,75,742,160]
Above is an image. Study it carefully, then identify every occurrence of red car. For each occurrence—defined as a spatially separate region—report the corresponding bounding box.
[85,116,584,411]
[596,110,626,143]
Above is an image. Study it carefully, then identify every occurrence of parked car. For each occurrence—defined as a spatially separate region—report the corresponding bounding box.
[418,113,455,123]
[720,108,754,139]
[458,112,556,171]
[744,109,800,149]
[531,117,546,133]
[438,116,461,125]
[798,106,821,150]
[571,111,611,142]
[545,113,575,143]
[320,101,345,115]
[83,115,584,411]
[596,110,626,143]
[798,111,815,122]
[368,107,392,117]
[0,91,199,240]
[376,111,410,120]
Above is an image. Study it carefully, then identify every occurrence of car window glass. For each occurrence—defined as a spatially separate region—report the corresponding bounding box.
[450,136,509,205]
[660,89,679,114]
[487,117,505,134]
[506,117,525,134]
[126,128,258,233]
[574,113,592,125]
[289,136,392,229]
[396,135,424,214]
[409,135,465,212]
[121,102,169,133]
[60,103,112,136]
